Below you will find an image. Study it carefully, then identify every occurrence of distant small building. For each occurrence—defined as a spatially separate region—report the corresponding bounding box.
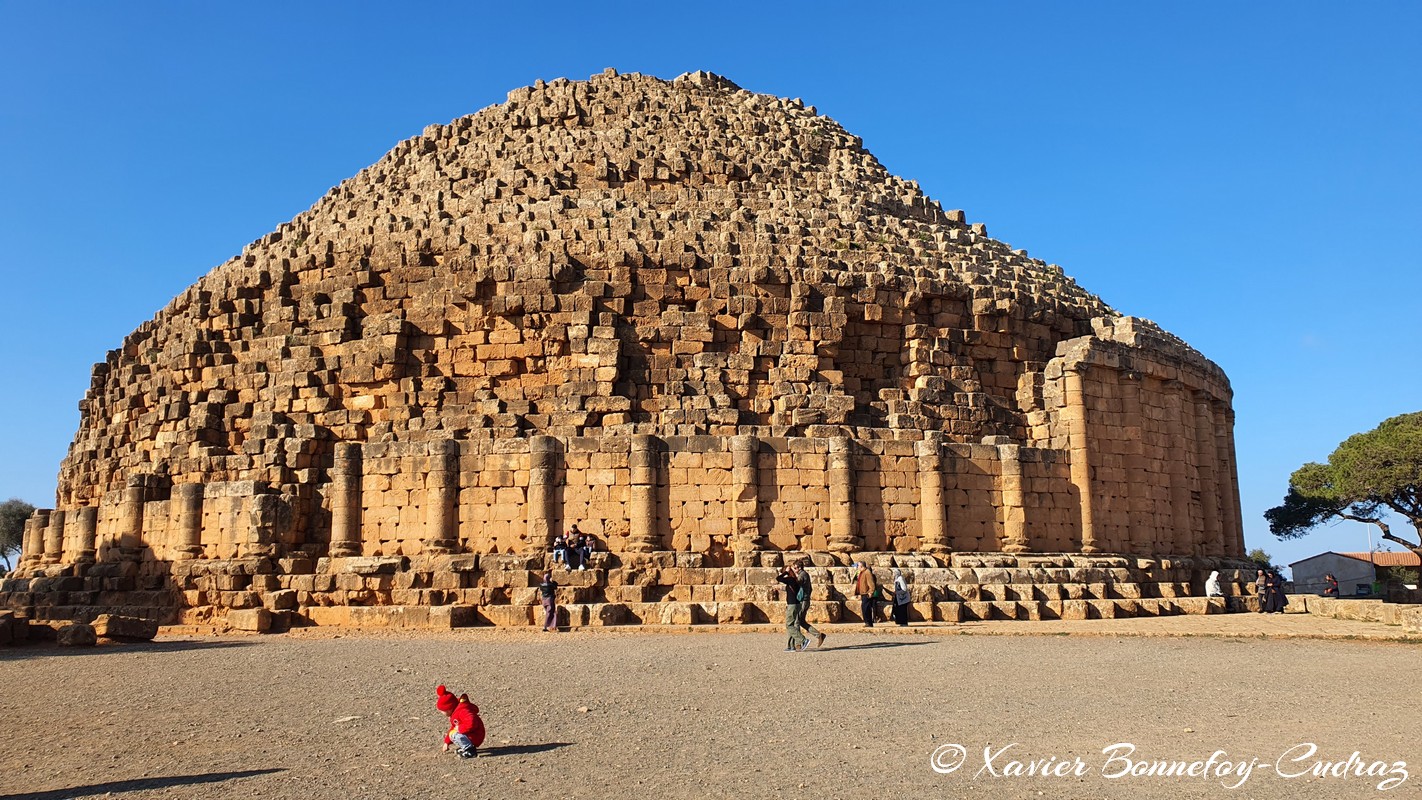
[1290,551,1422,596]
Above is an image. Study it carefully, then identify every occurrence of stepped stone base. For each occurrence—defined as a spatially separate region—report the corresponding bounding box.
[0,552,1256,634]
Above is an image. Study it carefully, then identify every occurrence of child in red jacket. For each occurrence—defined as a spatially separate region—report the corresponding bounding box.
[435,684,486,759]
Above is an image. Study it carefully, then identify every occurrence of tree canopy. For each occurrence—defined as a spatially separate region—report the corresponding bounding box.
[0,498,36,571]
[1266,411,1422,555]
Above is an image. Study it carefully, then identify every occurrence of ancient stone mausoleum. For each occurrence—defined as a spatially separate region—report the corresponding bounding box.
[3,70,1251,631]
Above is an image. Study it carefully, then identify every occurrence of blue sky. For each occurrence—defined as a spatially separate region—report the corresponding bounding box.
[1,2,1418,571]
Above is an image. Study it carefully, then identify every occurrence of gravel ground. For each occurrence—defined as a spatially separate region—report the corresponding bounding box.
[1,617,1417,800]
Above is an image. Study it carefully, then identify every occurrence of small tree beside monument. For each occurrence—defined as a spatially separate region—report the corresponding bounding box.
[0,498,36,571]
[1266,411,1422,558]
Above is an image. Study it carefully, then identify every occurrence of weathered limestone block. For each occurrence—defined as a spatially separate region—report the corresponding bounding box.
[92,614,159,640]
[57,622,98,647]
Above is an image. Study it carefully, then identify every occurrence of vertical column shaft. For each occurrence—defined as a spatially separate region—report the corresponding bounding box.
[916,434,950,554]
[997,443,1029,553]
[118,475,146,558]
[74,506,98,563]
[424,440,459,554]
[1163,382,1194,555]
[625,435,662,552]
[826,437,860,552]
[1120,373,1154,555]
[1193,394,1222,556]
[22,511,49,567]
[173,483,205,559]
[42,510,65,564]
[730,434,763,552]
[1064,368,1099,554]
[526,435,558,554]
[1218,408,1245,558]
[329,442,363,557]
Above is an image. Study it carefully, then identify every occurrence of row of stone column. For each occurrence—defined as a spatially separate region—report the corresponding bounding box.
[18,473,208,567]
[1065,365,1245,558]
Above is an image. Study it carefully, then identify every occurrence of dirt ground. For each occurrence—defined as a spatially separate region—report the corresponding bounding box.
[2,615,1417,800]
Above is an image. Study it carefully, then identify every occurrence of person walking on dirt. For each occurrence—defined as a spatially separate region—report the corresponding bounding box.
[776,563,808,651]
[854,561,880,627]
[794,561,826,648]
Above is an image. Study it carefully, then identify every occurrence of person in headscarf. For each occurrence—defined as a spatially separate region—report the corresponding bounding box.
[1205,570,1223,597]
[890,567,911,627]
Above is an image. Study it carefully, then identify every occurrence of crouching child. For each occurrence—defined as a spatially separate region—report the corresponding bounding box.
[435,684,486,759]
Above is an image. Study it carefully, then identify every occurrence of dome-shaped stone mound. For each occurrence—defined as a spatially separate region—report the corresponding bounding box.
[11,71,1242,631]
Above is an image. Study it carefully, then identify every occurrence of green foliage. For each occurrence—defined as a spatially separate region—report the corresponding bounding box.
[0,498,36,570]
[1267,411,1422,552]
[1246,548,1277,571]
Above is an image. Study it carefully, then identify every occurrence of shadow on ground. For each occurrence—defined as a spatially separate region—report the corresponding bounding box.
[0,639,259,661]
[817,639,940,652]
[1,768,283,799]
[481,742,573,757]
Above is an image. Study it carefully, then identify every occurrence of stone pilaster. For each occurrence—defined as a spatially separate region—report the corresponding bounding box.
[1163,381,1194,555]
[73,506,98,564]
[329,442,363,557]
[526,435,559,554]
[22,511,49,568]
[1193,393,1222,557]
[118,475,147,560]
[42,509,65,565]
[996,442,1029,553]
[730,434,764,553]
[827,436,860,553]
[625,435,662,552]
[1218,407,1245,558]
[173,483,205,559]
[1064,368,1098,554]
[916,434,950,555]
[424,439,459,554]
[1120,372,1154,555]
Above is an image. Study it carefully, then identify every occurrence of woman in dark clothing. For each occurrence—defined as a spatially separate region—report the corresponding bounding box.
[1263,571,1288,613]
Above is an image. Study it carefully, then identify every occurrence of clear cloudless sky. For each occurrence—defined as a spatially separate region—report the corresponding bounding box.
[1,2,1418,573]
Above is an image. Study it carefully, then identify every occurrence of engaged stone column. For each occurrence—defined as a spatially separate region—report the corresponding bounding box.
[173,483,205,559]
[1163,382,1193,555]
[22,510,49,567]
[526,436,559,554]
[625,435,662,552]
[1064,368,1099,554]
[42,509,66,565]
[827,437,860,553]
[329,442,363,557]
[1193,394,1222,556]
[118,475,147,560]
[730,434,764,552]
[1217,407,1245,558]
[996,441,1029,553]
[74,506,98,564]
[1120,373,1154,555]
[916,434,950,555]
[424,440,459,554]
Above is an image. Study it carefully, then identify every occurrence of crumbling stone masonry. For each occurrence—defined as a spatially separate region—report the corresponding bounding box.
[2,70,1248,630]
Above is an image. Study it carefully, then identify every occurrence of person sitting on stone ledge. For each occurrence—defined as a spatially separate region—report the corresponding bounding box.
[436,684,486,759]
[1205,570,1223,598]
[552,534,570,567]
[575,528,596,571]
